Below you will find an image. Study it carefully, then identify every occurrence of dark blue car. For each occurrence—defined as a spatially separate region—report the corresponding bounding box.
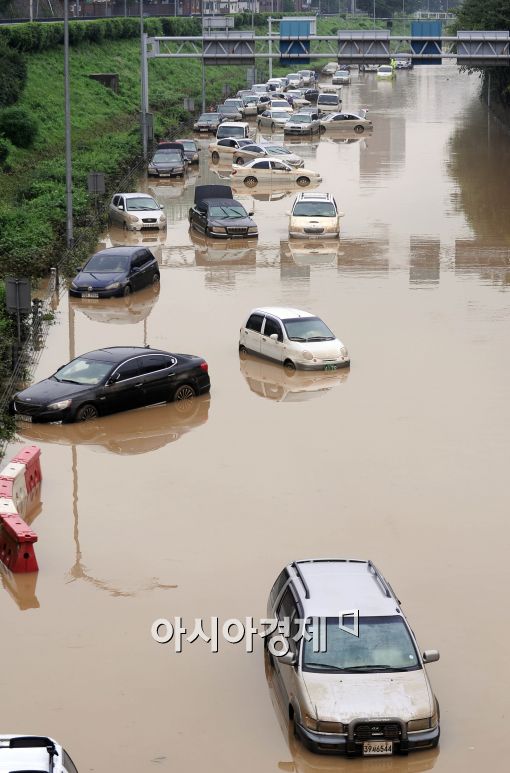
[69,246,160,299]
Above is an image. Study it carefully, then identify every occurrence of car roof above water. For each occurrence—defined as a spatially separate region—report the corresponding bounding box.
[81,346,168,363]
[252,307,315,320]
[285,559,401,618]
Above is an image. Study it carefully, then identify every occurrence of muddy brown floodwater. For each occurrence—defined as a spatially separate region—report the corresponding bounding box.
[2,66,510,773]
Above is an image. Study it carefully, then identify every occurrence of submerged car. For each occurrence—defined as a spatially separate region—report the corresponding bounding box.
[69,246,159,298]
[10,346,210,423]
[266,559,440,756]
[239,307,349,370]
[288,192,343,239]
[332,68,351,85]
[319,110,372,134]
[377,64,396,80]
[231,158,321,188]
[188,184,258,239]
[257,109,292,130]
[148,147,187,177]
[321,61,338,75]
[208,137,253,163]
[193,112,224,133]
[283,112,320,136]
[233,143,304,168]
[108,192,166,231]
[174,138,200,163]
[0,735,78,773]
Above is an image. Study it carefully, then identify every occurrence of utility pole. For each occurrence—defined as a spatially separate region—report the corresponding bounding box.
[64,0,73,248]
[268,16,273,80]
[140,0,148,157]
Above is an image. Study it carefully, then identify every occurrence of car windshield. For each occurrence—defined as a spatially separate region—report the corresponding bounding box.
[290,114,311,123]
[177,140,196,150]
[218,105,236,113]
[283,316,335,342]
[218,128,245,137]
[208,204,247,219]
[271,111,290,119]
[319,95,339,104]
[199,114,217,121]
[293,201,337,217]
[337,70,349,76]
[303,616,420,673]
[125,197,159,211]
[271,101,289,108]
[379,66,392,72]
[54,357,113,386]
[153,151,181,163]
[84,253,130,272]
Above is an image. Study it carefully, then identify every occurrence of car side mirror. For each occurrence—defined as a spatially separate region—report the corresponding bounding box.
[248,210,255,216]
[107,372,120,386]
[278,651,297,666]
[339,211,345,218]
[76,267,82,272]
[270,333,279,341]
[422,650,440,663]
[118,204,124,211]
[285,211,291,216]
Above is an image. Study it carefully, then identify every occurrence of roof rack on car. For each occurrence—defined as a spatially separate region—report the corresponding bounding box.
[5,736,58,772]
[367,560,392,598]
[291,561,310,599]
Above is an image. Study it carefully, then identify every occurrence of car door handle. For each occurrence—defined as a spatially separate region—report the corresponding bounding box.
[167,373,176,378]
[134,382,143,388]
[262,337,266,341]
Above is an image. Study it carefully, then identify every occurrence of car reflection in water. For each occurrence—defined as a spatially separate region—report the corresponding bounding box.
[265,654,438,773]
[240,355,348,403]
[281,239,341,267]
[16,396,210,456]
[106,224,167,248]
[189,228,257,266]
[320,131,368,146]
[69,281,160,325]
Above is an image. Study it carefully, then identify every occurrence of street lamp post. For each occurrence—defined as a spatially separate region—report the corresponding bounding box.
[140,0,148,157]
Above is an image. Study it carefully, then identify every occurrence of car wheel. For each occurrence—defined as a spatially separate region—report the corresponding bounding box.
[319,125,326,134]
[284,359,296,372]
[152,272,160,285]
[123,284,131,297]
[239,344,248,359]
[296,176,310,187]
[244,176,257,188]
[235,156,244,165]
[271,122,276,131]
[174,384,196,402]
[354,125,364,134]
[74,403,98,422]
[211,151,220,163]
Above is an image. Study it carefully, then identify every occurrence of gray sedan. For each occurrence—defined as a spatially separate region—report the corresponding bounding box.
[283,113,320,136]
[257,109,292,131]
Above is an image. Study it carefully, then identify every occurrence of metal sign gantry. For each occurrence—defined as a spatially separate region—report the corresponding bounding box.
[140,28,510,154]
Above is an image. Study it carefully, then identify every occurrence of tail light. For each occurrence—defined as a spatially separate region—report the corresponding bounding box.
[200,361,209,372]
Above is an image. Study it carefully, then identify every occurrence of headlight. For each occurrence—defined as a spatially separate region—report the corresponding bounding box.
[210,226,227,234]
[127,214,139,223]
[340,346,349,357]
[408,717,432,732]
[105,281,121,290]
[159,214,167,222]
[317,721,346,734]
[302,714,317,731]
[71,281,77,289]
[248,227,258,234]
[302,350,314,360]
[47,399,72,411]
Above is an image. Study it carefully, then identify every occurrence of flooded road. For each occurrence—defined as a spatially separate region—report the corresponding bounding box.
[3,66,510,772]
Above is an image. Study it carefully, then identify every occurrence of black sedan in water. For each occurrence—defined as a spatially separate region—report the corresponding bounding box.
[10,347,210,423]
[188,185,258,239]
[69,247,159,298]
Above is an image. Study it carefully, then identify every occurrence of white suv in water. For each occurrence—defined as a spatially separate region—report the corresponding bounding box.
[288,192,343,238]
[0,735,78,771]
[239,307,350,371]
[266,559,440,757]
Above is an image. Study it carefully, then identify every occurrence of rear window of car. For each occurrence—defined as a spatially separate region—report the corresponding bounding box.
[217,126,246,138]
[318,95,339,105]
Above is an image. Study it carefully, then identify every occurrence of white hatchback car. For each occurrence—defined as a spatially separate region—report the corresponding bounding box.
[239,307,350,370]
[0,735,78,772]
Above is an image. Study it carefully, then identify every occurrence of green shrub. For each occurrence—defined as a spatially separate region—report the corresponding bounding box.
[0,43,27,108]
[0,106,39,148]
[0,137,10,166]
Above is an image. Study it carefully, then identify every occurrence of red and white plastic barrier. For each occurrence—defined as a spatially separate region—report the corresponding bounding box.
[0,446,41,574]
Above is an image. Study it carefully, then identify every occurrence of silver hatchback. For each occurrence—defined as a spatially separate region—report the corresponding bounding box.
[266,559,440,757]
